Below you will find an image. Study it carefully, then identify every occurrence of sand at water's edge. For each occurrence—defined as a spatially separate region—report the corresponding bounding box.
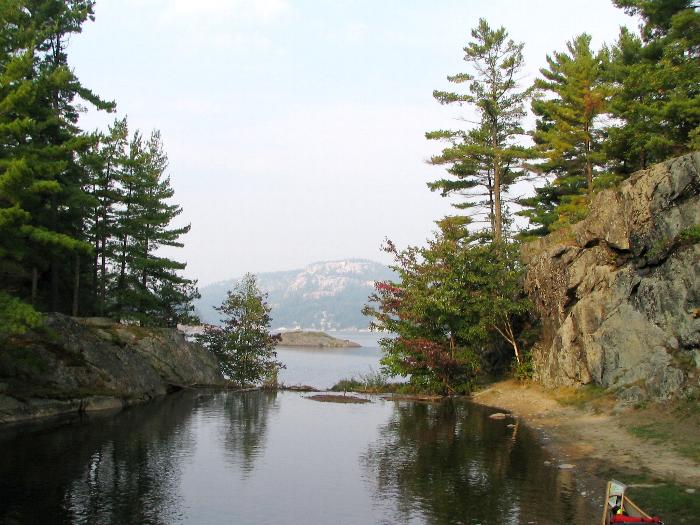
[471,380,700,488]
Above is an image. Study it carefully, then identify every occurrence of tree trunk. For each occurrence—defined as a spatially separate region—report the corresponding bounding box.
[487,169,495,233]
[585,134,593,195]
[92,201,100,314]
[50,256,59,312]
[117,233,128,321]
[493,149,502,241]
[141,233,149,289]
[72,253,80,317]
[31,267,38,306]
[100,236,107,315]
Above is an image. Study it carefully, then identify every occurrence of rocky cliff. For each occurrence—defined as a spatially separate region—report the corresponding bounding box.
[0,315,223,424]
[523,153,699,403]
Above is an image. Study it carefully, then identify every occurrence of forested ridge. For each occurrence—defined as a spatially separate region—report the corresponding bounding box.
[0,0,197,334]
[365,0,699,394]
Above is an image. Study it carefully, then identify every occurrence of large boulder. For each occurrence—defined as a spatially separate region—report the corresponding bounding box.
[0,314,223,423]
[523,153,700,402]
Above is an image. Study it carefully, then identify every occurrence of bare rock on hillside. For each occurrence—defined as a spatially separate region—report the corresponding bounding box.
[523,153,700,402]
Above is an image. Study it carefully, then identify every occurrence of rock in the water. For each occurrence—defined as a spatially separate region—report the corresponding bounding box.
[277,330,361,348]
[0,314,224,424]
[489,412,508,419]
[523,153,700,402]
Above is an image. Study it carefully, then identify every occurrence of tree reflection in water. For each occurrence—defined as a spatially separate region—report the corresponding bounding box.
[215,390,279,475]
[0,392,198,524]
[362,400,593,525]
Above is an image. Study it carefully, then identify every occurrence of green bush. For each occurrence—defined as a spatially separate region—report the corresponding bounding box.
[512,352,534,381]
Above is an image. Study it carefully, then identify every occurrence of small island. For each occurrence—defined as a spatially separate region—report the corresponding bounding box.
[277,330,361,348]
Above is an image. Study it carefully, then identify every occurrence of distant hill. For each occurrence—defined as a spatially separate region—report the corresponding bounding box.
[195,259,396,330]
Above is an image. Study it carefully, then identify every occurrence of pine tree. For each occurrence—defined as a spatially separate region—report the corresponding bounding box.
[131,130,197,326]
[1,1,113,316]
[0,1,38,316]
[606,0,699,172]
[429,19,532,241]
[1,0,113,329]
[113,129,197,326]
[81,118,129,315]
[197,274,282,386]
[519,34,609,234]
[29,0,114,313]
[426,122,523,231]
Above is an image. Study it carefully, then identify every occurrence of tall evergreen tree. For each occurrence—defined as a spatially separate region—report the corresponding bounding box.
[113,129,197,326]
[426,121,523,232]
[429,19,532,241]
[0,1,37,320]
[29,0,114,313]
[519,34,610,234]
[0,0,113,328]
[606,0,700,172]
[81,118,128,315]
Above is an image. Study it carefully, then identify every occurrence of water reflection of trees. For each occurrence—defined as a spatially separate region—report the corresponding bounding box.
[0,390,281,524]
[363,400,592,525]
[0,392,199,524]
[216,390,279,475]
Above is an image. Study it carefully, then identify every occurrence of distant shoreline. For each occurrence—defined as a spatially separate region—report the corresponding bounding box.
[276,330,361,348]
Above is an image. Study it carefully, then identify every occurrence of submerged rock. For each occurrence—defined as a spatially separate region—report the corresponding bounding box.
[306,394,370,404]
[0,314,224,424]
[523,153,700,402]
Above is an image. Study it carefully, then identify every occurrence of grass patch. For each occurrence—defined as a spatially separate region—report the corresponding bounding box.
[678,443,700,463]
[678,224,700,245]
[628,423,671,443]
[330,370,406,394]
[623,397,700,464]
[599,470,700,523]
[554,384,611,410]
[628,483,700,523]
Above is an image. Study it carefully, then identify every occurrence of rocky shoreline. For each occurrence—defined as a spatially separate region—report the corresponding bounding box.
[277,330,361,348]
[0,315,224,425]
[472,380,700,482]
[471,380,699,521]
[523,153,699,403]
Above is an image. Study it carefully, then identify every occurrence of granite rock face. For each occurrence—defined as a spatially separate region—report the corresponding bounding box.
[523,153,700,402]
[0,314,223,423]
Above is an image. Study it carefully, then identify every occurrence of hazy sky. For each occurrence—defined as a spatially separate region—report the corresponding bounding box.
[69,0,637,285]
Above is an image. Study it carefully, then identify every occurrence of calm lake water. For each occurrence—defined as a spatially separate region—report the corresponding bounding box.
[0,334,598,525]
[276,330,384,389]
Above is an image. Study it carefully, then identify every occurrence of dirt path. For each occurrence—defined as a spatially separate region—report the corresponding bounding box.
[471,380,700,488]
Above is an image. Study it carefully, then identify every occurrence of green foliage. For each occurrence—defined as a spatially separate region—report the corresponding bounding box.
[428,19,533,240]
[197,274,283,386]
[111,127,198,326]
[554,384,610,409]
[511,351,534,381]
[330,370,397,393]
[364,220,531,395]
[0,3,196,327]
[646,224,700,262]
[520,34,609,236]
[0,292,42,337]
[605,1,700,173]
[628,482,700,523]
[520,2,698,235]
[678,224,700,244]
